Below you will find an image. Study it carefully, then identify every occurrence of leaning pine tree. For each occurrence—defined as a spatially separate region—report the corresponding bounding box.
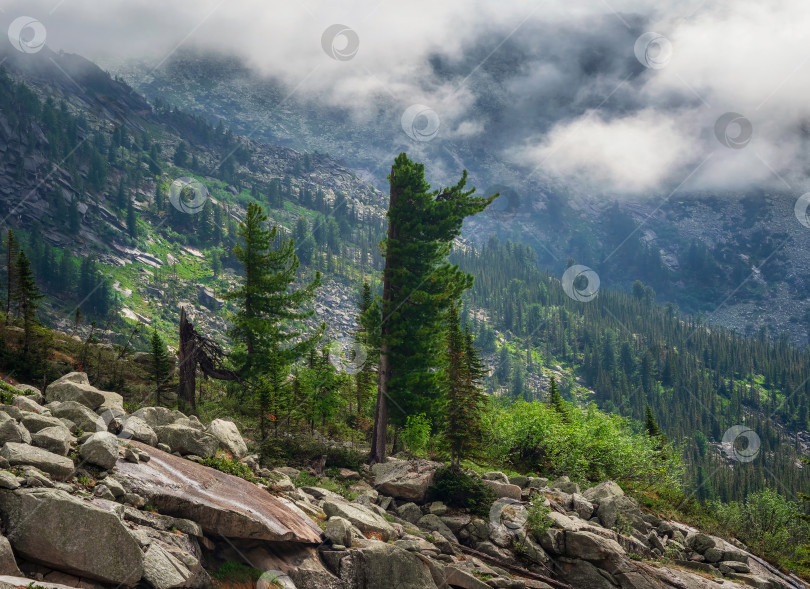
[225,203,324,440]
[370,153,496,464]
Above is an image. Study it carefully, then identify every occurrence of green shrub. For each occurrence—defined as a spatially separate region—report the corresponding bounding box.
[428,467,496,517]
[212,561,263,583]
[401,413,431,456]
[526,500,553,538]
[200,456,256,482]
[483,399,682,490]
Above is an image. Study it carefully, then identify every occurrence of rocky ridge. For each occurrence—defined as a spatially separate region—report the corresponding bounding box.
[0,372,801,589]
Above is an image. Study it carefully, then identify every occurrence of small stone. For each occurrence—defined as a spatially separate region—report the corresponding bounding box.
[123,493,146,508]
[94,484,116,501]
[123,448,140,463]
[157,443,171,453]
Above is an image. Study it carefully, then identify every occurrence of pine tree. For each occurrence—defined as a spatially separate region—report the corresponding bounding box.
[225,203,324,440]
[68,198,80,234]
[370,153,496,464]
[548,375,568,420]
[150,327,171,406]
[173,141,190,167]
[154,182,166,213]
[5,230,19,323]
[644,403,662,438]
[444,305,488,466]
[13,250,43,359]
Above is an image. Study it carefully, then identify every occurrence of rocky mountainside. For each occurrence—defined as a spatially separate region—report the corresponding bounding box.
[0,372,801,589]
[112,50,810,348]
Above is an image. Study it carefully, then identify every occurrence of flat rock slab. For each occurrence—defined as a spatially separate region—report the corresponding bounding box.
[115,441,324,543]
[1,443,74,480]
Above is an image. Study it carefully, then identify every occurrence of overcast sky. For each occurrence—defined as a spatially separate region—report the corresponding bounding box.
[4,0,809,196]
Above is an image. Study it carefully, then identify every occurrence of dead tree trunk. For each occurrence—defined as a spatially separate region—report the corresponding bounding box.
[178,308,197,412]
[178,306,238,413]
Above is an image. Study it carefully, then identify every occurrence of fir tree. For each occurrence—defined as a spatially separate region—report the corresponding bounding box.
[225,203,324,440]
[13,250,43,359]
[5,230,19,323]
[548,375,568,420]
[444,305,488,466]
[150,327,171,406]
[644,403,663,438]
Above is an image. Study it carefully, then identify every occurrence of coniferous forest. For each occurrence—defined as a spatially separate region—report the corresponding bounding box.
[1,5,810,584]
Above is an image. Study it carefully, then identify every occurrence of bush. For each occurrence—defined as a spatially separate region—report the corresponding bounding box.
[401,413,431,456]
[200,456,255,482]
[708,488,810,561]
[526,500,553,538]
[483,399,682,490]
[428,467,496,517]
[212,561,263,583]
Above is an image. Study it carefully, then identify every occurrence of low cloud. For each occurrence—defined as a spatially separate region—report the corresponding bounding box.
[3,0,807,195]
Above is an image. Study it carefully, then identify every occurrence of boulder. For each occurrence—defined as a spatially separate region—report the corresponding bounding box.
[0,536,21,577]
[0,488,143,585]
[508,475,529,488]
[550,475,580,494]
[482,471,510,483]
[30,426,72,456]
[371,459,439,503]
[324,516,354,547]
[323,499,395,541]
[397,502,424,524]
[482,479,522,500]
[45,373,114,410]
[558,558,622,588]
[1,443,74,480]
[0,413,30,445]
[80,432,119,469]
[11,395,48,414]
[596,495,646,530]
[131,407,186,429]
[207,419,247,459]
[120,416,158,446]
[686,533,720,554]
[527,477,549,489]
[0,472,19,490]
[416,514,458,543]
[48,401,106,433]
[583,480,624,503]
[572,493,595,520]
[351,541,438,589]
[154,424,218,458]
[114,441,324,543]
[13,383,42,403]
[142,543,201,589]
[20,413,65,434]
